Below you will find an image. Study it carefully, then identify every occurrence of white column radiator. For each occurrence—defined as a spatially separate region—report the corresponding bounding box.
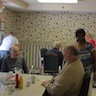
[20,45,52,69]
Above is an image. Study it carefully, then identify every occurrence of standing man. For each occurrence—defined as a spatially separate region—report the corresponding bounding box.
[0,32,19,57]
[48,41,63,69]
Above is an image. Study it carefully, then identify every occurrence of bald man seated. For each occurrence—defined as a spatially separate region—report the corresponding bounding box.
[1,45,29,74]
[42,45,85,96]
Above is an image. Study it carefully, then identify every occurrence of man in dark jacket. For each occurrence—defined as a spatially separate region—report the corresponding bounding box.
[48,41,63,69]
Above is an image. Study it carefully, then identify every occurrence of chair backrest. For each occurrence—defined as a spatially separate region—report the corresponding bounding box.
[0,57,4,72]
[79,72,91,96]
[43,52,59,74]
[40,48,48,57]
[39,48,48,68]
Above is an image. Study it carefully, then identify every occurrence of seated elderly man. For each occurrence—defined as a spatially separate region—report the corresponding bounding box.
[42,45,85,96]
[1,45,29,74]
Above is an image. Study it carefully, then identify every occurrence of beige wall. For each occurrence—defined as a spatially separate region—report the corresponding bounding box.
[3,8,96,68]
[3,8,96,47]
[3,8,16,35]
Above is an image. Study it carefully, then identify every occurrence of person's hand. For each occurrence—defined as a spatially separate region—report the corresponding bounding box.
[41,80,50,88]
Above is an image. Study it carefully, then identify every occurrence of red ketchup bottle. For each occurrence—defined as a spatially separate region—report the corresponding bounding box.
[15,74,19,88]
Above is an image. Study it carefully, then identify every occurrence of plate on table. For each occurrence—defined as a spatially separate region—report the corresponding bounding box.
[3,78,15,85]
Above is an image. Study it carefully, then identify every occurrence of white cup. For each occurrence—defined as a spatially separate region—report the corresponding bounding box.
[14,67,21,74]
[31,76,35,83]
[26,78,31,87]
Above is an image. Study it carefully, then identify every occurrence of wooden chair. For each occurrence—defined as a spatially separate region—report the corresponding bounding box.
[39,48,48,66]
[79,72,93,96]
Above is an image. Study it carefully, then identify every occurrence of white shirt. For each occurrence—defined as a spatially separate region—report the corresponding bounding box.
[0,35,19,51]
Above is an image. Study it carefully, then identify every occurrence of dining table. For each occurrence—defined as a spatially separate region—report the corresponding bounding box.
[0,72,52,96]
[0,72,96,96]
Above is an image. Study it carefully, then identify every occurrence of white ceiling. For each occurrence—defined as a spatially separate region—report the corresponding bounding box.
[1,0,96,12]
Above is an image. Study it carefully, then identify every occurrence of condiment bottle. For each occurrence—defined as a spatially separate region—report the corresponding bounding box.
[15,74,19,88]
[19,76,23,89]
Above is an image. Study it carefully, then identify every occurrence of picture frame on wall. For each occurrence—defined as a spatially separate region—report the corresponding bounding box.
[0,22,4,31]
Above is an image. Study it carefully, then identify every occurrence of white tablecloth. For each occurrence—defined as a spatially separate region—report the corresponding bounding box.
[0,72,52,96]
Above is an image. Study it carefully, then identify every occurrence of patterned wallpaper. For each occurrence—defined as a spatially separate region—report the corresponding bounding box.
[3,9,16,35]
[3,8,96,47]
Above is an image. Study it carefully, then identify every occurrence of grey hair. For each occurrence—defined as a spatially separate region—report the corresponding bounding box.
[53,41,61,48]
[64,45,79,56]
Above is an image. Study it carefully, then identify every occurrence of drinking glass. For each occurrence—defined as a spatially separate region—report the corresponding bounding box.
[14,67,24,74]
